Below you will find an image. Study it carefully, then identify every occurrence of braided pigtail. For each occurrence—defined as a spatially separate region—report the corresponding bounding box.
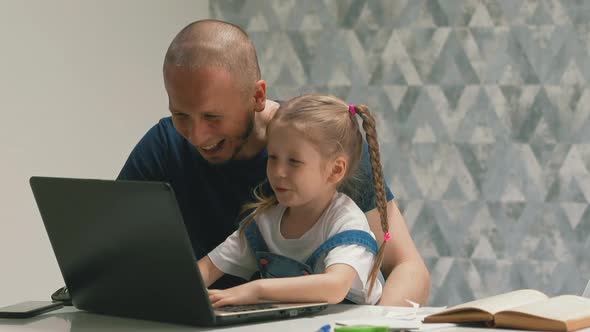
[352,104,389,297]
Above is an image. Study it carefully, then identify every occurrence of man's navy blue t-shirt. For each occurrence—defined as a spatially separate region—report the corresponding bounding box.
[118,117,394,260]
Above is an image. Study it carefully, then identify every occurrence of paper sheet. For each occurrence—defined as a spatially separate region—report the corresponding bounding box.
[334,302,447,331]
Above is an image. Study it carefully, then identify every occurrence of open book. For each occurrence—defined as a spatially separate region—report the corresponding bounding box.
[424,289,590,332]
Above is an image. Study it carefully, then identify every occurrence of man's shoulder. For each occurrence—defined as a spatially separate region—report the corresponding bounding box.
[141,116,191,152]
[158,116,174,128]
[151,116,176,137]
[341,140,395,211]
[135,116,174,143]
[118,116,192,181]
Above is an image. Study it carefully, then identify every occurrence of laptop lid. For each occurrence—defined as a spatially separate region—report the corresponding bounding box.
[29,177,326,326]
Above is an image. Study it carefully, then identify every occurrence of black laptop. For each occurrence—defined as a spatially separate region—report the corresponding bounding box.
[29,176,327,326]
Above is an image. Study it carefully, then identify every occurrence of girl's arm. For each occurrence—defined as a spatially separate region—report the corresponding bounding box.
[197,256,225,288]
[208,263,357,307]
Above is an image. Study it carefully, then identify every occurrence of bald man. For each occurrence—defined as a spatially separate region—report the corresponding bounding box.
[119,19,430,306]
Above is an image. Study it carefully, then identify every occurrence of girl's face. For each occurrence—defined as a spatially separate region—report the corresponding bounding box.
[266,122,337,208]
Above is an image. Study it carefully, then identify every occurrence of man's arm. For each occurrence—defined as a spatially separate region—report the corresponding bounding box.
[117,119,171,181]
[366,200,431,306]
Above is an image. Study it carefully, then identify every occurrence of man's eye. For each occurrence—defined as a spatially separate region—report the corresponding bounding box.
[289,158,303,164]
[204,114,220,120]
[268,155,277,160]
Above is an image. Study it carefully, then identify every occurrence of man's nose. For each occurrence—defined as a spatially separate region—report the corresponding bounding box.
[188,118,212,146]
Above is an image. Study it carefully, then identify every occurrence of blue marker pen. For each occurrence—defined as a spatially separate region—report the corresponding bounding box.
[315,324,331,332]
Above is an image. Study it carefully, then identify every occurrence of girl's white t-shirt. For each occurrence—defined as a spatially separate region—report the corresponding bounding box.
[208,192,383,304]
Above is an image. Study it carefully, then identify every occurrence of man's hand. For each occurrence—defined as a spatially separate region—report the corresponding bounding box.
[208,281,262,308]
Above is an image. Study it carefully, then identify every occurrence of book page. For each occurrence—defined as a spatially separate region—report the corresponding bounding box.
[498,295,590,322]
[443,289,549,315]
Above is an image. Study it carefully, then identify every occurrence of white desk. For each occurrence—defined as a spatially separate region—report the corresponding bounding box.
[0,305,510,332]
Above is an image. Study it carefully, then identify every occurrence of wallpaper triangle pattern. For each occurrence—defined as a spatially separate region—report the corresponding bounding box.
[212,0,590,306]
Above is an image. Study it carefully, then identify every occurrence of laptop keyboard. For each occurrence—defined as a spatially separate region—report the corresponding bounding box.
[216,303,276,312]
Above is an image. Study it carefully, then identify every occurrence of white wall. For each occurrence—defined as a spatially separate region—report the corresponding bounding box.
[0,0,208,307]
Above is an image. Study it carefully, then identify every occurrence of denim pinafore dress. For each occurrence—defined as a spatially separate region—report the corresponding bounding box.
[244,222,384,304]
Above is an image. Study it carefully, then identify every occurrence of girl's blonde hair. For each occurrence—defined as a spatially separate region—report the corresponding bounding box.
[240,94,389,296]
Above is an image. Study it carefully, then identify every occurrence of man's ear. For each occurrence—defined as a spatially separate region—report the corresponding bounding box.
[253,79,267,112]
[327,156,347,185]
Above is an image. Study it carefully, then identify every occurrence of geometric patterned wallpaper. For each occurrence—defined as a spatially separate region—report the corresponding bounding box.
[211,0,590,306]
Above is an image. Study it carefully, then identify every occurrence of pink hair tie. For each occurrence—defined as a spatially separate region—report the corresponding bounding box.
[348,104,356,115]
[383,232,391,242]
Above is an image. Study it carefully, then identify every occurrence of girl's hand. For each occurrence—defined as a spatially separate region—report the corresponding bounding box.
[208,281,262,307]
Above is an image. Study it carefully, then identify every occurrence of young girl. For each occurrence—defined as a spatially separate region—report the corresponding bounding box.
[197,94,390,306]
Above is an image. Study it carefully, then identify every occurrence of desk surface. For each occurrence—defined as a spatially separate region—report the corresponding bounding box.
[0,305,507,332]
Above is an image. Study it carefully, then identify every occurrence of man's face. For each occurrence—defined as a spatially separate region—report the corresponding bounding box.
[164,66,255,165]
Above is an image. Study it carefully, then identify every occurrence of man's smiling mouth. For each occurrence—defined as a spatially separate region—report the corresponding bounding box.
[201,140,224,151]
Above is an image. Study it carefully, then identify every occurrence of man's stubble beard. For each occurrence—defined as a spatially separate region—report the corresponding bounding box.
[210,111,255,166]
